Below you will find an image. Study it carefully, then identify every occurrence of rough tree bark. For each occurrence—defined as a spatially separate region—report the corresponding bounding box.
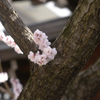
[0,0,38,56]
[61,58,100,100]
[0,0,100,100]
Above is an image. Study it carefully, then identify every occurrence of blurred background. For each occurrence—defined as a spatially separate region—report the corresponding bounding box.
[0,0,100,100]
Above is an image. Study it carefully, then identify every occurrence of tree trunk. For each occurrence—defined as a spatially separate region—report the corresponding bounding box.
[61,58,100,100]
[0,0,100,100]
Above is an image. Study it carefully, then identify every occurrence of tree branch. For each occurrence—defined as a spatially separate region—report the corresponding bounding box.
[0,0,38,56]
[61,58,100,100]
[19,0,100,99]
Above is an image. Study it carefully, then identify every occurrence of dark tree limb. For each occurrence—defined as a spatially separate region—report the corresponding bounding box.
[0,0,100,100]
[0,0,38,56]
[61,58,100,100]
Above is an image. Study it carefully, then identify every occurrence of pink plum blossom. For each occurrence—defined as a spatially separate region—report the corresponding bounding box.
[43,46,52,56]
[33,29,48,47]
[4,35,15,47]
[0,31,6,41]
[0,31,23,54]
[48,48,57,60]
[28,29,57,66]
[14,45,23,54]
[28,51,35,62]
[36,54,47,66]
[10,78,23,100]
[33,51,41,64]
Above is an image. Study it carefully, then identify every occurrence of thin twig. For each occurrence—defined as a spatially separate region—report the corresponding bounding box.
[0,86,10,93]
[0,60,3,72]
[4,82,14,99]
[0,60,14,99]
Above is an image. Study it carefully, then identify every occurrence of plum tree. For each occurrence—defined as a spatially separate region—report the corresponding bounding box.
[0,0,100,100]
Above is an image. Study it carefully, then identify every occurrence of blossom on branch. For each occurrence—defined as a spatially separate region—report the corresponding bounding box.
[28,51,35,62]
[0,31,6,41]
[0,31,23,54]
[14,45,23,54]
[10,78,23,100]
[0,29,57,66]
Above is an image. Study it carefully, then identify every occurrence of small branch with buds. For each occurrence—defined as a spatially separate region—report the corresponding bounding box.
[0,60,14,99]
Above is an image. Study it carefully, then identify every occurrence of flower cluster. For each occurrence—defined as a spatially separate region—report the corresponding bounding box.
[0,72,8,83]
[28,29,57,66]
[10,78,23,100]
[0,31,23,54]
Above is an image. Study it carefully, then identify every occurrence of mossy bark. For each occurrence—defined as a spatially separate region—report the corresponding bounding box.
[0,0,100,100]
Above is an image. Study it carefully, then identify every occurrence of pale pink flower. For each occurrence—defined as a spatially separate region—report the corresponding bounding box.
[33,30,43,45]
[0,31,6,41]
[0,32,22,54]
[36,54,47,66]
[33,51,41,63]
[48,48,57,60]
[33,37,41,45]
[4,35,14,47]
[52,48,57,55]
[43,46,52,56]
[39,40,51,50]
[33,29,48,46]
[46,41,51,46]
[34,55,40,64]
[34,29,47,39]
[0,72,8,83]
[14,45,23,54]
[10,42,16,48]
[39,43,47,50]
[28,51,35,62]
[33,29,42,38]
[10,78,23,100]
